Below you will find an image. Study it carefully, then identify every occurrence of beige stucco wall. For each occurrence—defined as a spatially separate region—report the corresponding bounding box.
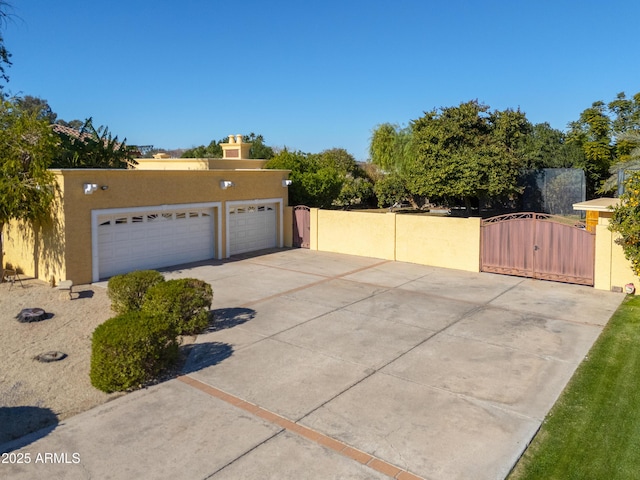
[3,181,67,284]
[310,210,481,272]
[134,158,268,170]
[396,215,481,272]
[593,213,640,291]
[283,207,293,248]
[315,210,396,260]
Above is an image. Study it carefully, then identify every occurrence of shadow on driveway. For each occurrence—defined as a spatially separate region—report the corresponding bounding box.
[181,342,234,374]
[207,307,256,331]
[0,406,58,453]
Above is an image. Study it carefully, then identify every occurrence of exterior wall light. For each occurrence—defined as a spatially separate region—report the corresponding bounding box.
[83,183,98,195]
[100,185,109,191]
[282,179,293,187]
[220,180,235,189]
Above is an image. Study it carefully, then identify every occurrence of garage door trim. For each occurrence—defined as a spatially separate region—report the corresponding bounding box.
[225,198,283,257]
[91,202,222,282]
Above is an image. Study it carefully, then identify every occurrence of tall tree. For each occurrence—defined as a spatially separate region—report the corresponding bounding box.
[608,92,640,163]
[521,122,583,169]
[0,99,58,268]
[369,123,414,172]
[14,95,57,123]
[567,101,613,197]
[408,100,525,212]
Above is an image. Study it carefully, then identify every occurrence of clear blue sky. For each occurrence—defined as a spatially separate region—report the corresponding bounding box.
[5,1,640,160]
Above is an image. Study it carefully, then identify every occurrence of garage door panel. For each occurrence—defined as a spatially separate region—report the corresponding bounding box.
[228,204,277,255]
[98,207,216,279]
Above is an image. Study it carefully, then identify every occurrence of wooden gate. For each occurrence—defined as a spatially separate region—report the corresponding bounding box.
[481,213,595,286]
[293,206,311,248]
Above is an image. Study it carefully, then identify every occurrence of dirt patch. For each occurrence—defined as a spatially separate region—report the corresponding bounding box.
[0,279,119,445]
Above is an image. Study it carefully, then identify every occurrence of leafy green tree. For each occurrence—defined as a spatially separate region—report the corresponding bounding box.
[181,140,221,158]
[567,101,613,197]
[373,171,412,208]
[14,96,57,123]
[55,118,84,129]
[265,148,362,208]
[408,100,526,213]
[521,122,583,169]
[602,131,640,193]
[51,118,135,169]
[0,99,58,267]
[182,132,274,159]
[369,123,414,172]
[608,92,640,163]
[610,170,640,276]
[332,176,375,208]
[245,132,274,160]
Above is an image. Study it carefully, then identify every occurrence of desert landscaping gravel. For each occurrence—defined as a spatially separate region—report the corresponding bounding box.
[0,279,119,445]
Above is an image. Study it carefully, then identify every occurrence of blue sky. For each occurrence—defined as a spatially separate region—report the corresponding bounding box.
[5,1,640,160]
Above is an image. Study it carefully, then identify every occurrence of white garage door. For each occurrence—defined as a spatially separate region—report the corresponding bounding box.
[228,204,277,255]
[97,207,215,279]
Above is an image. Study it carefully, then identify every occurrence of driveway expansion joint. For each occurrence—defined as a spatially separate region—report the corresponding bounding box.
[178,375,425,480]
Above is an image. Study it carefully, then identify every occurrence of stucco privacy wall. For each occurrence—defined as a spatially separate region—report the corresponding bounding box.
[310,209,481,272]
[395,215,481,271]
[134,158,268,170]
[315,210,396,260]
[593,215,640,291]
[308,208,637,289]
[2,182,67,284]
[4,168,290,285]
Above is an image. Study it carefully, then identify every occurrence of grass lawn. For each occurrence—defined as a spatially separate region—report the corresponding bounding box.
[508,295,640,480]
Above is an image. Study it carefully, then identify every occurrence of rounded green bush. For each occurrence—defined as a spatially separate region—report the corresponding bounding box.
[142,278,213,335]
[107,270,165,314]
[90,311,179,393]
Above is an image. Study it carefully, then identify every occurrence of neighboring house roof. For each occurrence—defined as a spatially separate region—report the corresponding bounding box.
[51,123,141,163]
[51,123,91,141]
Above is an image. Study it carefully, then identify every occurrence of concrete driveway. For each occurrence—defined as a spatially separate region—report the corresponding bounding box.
[1,249,624,479]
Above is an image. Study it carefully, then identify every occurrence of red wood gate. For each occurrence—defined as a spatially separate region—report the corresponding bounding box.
[481,213,595,286]
[293,206,311,248]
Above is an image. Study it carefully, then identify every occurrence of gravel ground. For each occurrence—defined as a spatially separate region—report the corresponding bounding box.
[0,278,119,446]
[0,276,199,448]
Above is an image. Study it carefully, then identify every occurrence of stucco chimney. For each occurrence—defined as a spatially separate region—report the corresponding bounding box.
[236,134,243,144]
[228,135,236,144]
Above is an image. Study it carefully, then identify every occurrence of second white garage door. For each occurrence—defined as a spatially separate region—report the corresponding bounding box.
[96,206,216,279]
[228,203,277,255]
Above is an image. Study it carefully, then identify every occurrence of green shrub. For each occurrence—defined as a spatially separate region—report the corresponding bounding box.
[90,311,179,393]
[107,270,165,314]
[142,278,213,335]
[610,171,640,277]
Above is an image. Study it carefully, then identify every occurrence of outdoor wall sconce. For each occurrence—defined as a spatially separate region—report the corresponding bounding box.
[100,185,109,191]
[220,180,235,189]
[83,183,98,195]
[282,179,293,187]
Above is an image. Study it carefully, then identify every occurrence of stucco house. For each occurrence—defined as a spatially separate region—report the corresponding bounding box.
[2,135,292,285]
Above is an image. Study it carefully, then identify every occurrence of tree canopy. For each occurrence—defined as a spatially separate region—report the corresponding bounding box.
[407,100,529,210]
[0,99,58,266]
[567,92,640,196]
[182,133,275,160]
[265,147,371,208]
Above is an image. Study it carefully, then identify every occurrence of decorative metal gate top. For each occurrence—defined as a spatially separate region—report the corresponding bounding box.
[481,212,595,286]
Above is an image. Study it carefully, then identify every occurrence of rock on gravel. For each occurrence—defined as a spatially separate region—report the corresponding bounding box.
[0,279,119,447]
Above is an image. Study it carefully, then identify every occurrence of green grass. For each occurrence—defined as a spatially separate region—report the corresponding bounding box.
[508,295,640,480]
